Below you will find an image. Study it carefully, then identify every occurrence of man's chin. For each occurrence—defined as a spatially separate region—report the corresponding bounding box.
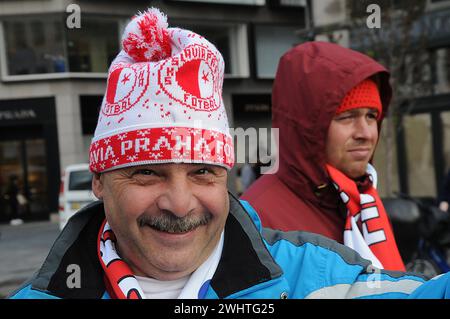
[145,254,200,280]
[341,163,368,179]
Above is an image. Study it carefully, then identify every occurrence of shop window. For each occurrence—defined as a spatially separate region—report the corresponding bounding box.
[66,17,119,73]
[2,16,66,75]
[175,22,249,77]
[1,14,119,78]
[0,139,48,221]
[428,0,450,8]
[254,25,299,79]
[396,52,433,97]
[232,94,274,165]
[80,95,102,135]
[434,47,450,94]
[348,0,411,19]
[268,0,305,7]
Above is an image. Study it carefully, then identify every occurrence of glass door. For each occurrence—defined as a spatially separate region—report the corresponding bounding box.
[0,138,48,222]
[0,141,26,222]
[25,139,48,216]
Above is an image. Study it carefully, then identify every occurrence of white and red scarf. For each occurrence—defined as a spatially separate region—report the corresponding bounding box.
[97,218,223,299]
[326,164,405,271]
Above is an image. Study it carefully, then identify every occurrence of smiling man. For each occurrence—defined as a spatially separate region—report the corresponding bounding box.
[10,9,450,300]
[95,163,228,287]
[242,42,405,271]
[10,8,236,299]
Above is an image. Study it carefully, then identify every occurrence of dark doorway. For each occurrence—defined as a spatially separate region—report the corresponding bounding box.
[0,98,59,223]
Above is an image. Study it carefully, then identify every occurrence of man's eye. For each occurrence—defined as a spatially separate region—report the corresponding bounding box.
[336,115,352,121]
[368,113,378,120]
[194,167,217,176]
[195,168,210,175]
[133,169,156,176]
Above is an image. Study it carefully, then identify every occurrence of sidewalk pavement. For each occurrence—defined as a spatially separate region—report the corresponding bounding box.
[0,220,60,298]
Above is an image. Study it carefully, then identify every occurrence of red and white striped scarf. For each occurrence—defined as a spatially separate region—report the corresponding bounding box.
[326,164,405,271]
[97,218,223,299]
[97,219,145,299]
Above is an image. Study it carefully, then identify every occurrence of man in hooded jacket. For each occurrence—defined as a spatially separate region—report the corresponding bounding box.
[241,41,405,271]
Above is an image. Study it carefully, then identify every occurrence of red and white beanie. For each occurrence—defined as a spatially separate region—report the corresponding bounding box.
[89,8,234,173]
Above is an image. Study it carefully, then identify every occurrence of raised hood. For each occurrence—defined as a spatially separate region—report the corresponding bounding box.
[272,41,392,204]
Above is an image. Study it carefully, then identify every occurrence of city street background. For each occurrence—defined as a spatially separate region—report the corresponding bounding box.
[1,0,450,299]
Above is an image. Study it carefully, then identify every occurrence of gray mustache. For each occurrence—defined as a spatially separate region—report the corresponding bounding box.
[138,211,212,234]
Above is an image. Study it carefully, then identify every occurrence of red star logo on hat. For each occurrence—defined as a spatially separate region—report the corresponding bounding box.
[121,73,131,85]
[201,71,209,84]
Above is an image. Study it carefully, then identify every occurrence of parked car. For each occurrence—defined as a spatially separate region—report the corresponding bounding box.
[58,163,97,230]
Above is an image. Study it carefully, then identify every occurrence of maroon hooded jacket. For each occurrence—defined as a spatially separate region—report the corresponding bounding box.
[241,42,392,243]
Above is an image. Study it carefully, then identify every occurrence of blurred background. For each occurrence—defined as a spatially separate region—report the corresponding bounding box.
[1,0,450,295]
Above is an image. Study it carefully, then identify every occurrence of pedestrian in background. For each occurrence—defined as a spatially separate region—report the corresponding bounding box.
[241,42,405,271]
[5,175,24,225]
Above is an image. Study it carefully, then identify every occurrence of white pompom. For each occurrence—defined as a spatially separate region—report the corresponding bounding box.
[122,7,172,62]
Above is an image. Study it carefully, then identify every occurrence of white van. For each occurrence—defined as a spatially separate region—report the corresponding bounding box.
[58,163,97,230]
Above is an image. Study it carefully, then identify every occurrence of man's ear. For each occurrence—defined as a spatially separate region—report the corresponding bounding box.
[92,173,104,199]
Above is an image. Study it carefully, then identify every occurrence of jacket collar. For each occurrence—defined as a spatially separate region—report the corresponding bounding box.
[30,193,282,299]
[210,193,283,298]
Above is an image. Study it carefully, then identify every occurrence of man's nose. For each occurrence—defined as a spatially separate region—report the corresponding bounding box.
[353,117,375,140]
[155,176,195,217]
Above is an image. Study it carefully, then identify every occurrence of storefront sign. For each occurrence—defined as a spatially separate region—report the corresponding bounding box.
[244,103,271,113]
[0,109,37,121]
[0,97,54,125]
[269,0,306,7]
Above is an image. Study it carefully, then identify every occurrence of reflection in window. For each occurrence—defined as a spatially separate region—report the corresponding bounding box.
[434,48,450,94]
[349,0,410,19]
[254,25,299,79]
[175,22,248,77]
[4,16,67,75]
[66,17,119,73]
[176,23,232,74]
[3,15,119,76]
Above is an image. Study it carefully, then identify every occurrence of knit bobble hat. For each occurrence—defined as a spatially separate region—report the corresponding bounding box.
[89,8,234,173]
[336,79,382,119]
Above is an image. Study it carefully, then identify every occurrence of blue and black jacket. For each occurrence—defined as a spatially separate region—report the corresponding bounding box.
[9,195,450,299]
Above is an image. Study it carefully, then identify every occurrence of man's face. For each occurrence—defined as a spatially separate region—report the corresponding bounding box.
[92,163,229,281]
[325,108,379,179]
